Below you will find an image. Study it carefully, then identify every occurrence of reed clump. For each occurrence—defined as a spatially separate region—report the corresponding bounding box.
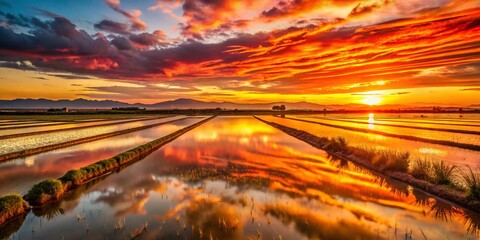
[328,145,410,173]
[411,158,433,181]
[370,150,410,173]
[432,161,457,185]
[323,137,349,153]
[461,166,480,200]
[410,159,458,186]
[0,194,29,225]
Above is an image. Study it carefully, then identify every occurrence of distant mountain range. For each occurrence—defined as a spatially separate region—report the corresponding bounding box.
[0,98,476,110]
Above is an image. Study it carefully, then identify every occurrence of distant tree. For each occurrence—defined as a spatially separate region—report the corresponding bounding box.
[272,105,286,111]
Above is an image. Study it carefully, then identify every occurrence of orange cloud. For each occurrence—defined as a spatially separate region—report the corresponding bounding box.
[104,0,147,31]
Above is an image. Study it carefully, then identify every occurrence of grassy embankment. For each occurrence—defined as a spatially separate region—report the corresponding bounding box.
[281,116,480,151]
[0,117,189,162]
[23,116,215,206]
[0,115,171,140]
[256,116,480,212]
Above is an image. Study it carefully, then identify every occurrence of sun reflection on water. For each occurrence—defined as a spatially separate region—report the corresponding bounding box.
[368,113,375,129]
[418,147,448,156]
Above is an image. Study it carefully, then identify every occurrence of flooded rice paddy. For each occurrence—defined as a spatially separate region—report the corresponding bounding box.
[262,116,480,171]
[0,117,204,195]
[1,115,479,239]
[293,115,480,146]
[0,116,186,155]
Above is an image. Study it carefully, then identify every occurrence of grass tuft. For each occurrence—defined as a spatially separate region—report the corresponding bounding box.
[432,161,457,185]
[323,137,349,153]
[461,166,480,200]
[26,179,64,205]
[0,194,29,225]
[411,159,459,186]
[411,158,433,181]
[60,170,85,185]
[384,151,410,173]
[370,150,410,173]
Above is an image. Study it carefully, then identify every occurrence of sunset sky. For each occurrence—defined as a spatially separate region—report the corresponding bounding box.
[0,0,479,106]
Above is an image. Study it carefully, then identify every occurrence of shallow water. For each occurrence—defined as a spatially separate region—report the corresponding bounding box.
[311,116,480,132]
[0,117,204,195]
[261,116,480,170]
[3,116,479,240]
[292,116,480,147]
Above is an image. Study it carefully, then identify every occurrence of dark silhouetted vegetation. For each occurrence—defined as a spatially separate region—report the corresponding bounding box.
[323,137,349,153]
[272,105,286,111]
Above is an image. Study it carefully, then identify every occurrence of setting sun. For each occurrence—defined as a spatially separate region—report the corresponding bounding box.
[362,95,382,106]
